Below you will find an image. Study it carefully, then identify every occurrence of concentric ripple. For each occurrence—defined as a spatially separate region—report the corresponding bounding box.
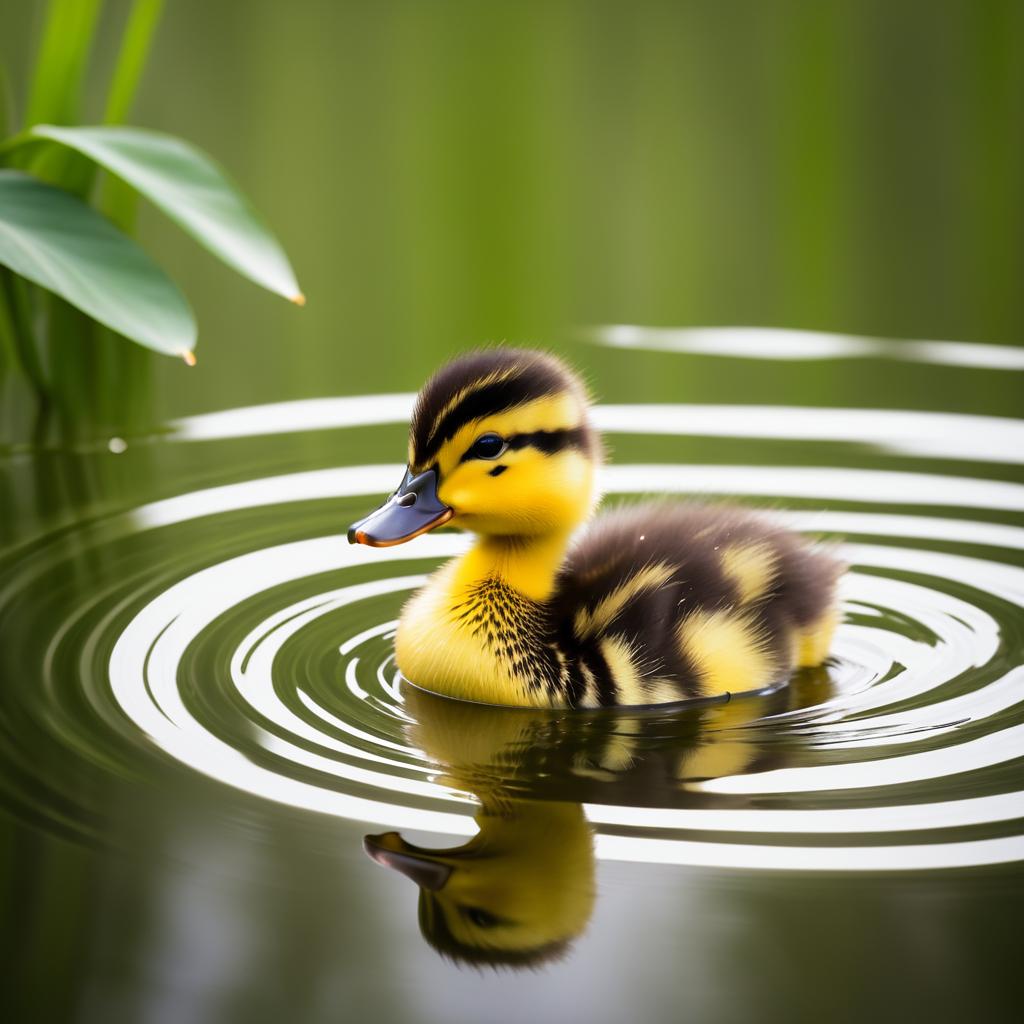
[3,397,1024,872]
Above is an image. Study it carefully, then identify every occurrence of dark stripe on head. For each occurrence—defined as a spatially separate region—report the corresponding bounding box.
[418,893,573,969]
[427,375,555,461]
[459,426,591,464]
[410,349,587,468]
[508,426,591,456]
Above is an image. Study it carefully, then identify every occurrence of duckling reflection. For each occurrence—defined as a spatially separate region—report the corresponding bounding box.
[365,670,832,968]
[365,800,594,968]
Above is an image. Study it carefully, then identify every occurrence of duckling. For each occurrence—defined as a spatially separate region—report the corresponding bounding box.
[348,348,842,708]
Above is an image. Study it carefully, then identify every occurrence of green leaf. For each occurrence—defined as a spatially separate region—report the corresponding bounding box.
[0,171,196,359]
[25,124,304,304]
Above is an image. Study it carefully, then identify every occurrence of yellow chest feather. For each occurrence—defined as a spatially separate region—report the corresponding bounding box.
[395,563,554,707]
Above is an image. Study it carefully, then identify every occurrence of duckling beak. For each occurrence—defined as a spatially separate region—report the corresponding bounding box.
[364,832,453,891]
[347,467,453,546]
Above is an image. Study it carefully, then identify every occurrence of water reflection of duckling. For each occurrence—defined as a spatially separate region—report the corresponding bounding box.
[365,676,830,967]
[348,348,843,708]
[365,800,594,968]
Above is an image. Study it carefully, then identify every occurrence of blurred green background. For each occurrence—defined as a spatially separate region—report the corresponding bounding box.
[2,0,1021,435]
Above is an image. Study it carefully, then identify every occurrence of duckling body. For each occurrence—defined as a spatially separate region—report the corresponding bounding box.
[349,348,842,707]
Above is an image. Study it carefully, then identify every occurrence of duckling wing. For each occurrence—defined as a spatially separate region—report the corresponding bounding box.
[547,502,843,706]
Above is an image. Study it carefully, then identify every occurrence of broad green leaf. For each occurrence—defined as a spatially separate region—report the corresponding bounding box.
[0,171,196,359]
[26,124,304,304]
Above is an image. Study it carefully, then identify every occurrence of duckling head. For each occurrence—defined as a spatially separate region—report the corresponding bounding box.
[348,348,599,546]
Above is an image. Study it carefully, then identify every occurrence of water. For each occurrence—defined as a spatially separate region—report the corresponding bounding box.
[2,332,1022,1021]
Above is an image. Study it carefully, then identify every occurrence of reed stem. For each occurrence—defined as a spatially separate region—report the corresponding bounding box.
[0,271,48,399]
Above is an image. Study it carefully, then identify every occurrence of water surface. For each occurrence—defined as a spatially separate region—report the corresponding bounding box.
[2,333,1022,1022]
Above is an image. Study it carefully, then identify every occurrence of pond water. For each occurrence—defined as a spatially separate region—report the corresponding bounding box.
[2,332,1022,1022]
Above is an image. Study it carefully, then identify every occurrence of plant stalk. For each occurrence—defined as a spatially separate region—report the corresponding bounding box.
[0,271,48,399]
[101,0,165,229]
[104,0,165,125]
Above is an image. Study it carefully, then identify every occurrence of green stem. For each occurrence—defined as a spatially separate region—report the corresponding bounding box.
[26,0,105,127]
[0,271,19,369]
[0,271,48,398]
[103,0,165,125]
[21,0,105,194]
[101,0,165,229]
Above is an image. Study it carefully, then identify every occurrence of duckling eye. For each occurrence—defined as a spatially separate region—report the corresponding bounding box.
[461,905,501,928]
[468,433,507,461]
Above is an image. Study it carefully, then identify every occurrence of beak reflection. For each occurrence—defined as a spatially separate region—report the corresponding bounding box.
[363,832,453,891]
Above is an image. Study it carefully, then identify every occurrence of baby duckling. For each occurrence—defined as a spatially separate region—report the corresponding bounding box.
[348,348,842,707]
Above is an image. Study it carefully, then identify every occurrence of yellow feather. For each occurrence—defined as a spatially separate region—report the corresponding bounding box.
[396,563,554,707]
[795,605,839,667]
[720,541,777,604]
[578,662,600,708]
[645,679,683,704]
[600,635,646,706]
[678,609,777,697]
[574,562,675,637]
